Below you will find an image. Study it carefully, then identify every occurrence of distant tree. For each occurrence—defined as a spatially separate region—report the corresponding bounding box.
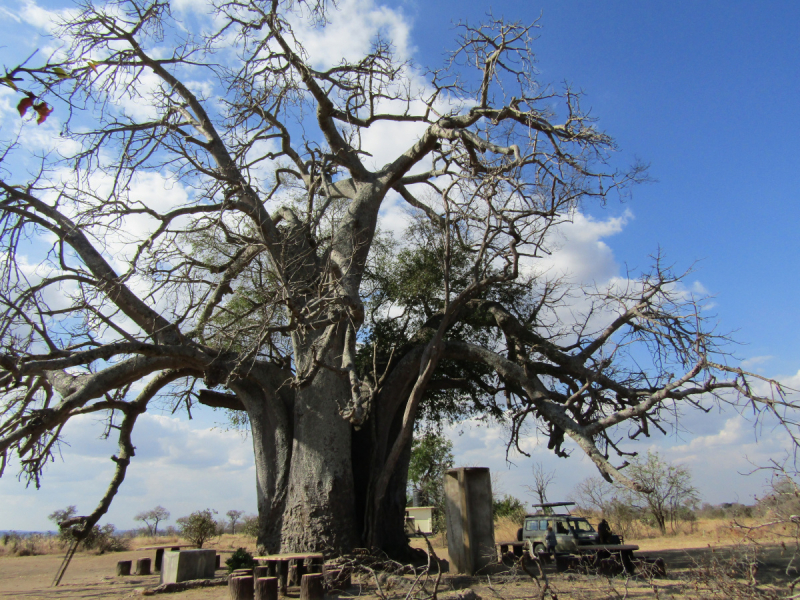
[576,451,699,535]
[408,430,454,533]
[240,515,260,538]
[408,430,455,505]
[48,506,80,545]
[176,509,218,548]
[573,477,642,539]
[525,462,556,508]
[134,506,170,537]
[737,459,800,560]
[757,475,800,519]
[48,506,78,529]
[493,494,527,522]
[227,510,245,535]
[626,451,699,534]
[47,505,126,552]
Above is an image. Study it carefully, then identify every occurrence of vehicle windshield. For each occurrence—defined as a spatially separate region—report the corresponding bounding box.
[569,519,595,533]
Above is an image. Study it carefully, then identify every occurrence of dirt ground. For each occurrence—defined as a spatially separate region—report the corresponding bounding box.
[1,532,797,600]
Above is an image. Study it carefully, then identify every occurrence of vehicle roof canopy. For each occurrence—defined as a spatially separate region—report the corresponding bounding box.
[526,501,577,517]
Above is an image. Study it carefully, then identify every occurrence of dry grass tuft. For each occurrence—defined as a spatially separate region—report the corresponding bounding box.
[0,533,63,557]
[494,516,521,541]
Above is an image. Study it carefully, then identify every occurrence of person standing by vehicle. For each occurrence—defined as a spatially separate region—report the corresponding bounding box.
[597,519,612,544]
[545,525,557,557]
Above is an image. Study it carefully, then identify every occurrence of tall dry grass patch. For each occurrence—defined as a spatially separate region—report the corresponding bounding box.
[134,533,183,547]
[494,516,521,541]
[0,533,63,557]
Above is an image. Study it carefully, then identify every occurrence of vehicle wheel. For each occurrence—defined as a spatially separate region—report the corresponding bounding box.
[516,528,523,542]
[533,543,545,556]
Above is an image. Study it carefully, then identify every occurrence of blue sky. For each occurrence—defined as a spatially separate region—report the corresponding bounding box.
[0,0,798,530]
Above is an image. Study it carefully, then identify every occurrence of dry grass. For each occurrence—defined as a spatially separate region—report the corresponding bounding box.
[630,518,791,552]
[0,531,263,559]
[0,532,63,557]
[494,516,522,542]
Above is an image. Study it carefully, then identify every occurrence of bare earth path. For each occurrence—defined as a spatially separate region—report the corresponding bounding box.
[0,550,226,599]
[1,540,796,599]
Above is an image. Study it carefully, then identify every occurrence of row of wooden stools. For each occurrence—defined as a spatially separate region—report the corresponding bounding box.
[115,557,153,576]
[229,555,351,600]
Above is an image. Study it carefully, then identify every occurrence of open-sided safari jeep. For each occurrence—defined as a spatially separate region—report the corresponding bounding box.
[516,502,622,555]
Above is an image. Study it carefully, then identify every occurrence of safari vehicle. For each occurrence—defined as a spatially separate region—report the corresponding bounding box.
[516,502,621,554]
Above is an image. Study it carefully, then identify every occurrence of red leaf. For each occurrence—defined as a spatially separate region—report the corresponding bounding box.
[34,102,53,125]
[17,94,35,117]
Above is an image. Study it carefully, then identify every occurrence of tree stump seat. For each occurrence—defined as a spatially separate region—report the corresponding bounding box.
[116,560,132,576]
[230,575,255,600]
[256,576,278,600]
[300,574,324,600]
[135,557,151,575]
[253,553,324,595]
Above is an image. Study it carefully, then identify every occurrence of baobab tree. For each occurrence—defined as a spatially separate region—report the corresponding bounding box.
[0,0,793,557]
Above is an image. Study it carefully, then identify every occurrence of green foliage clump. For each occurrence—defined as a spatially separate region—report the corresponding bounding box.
[46,506,128,553]
[493,494,527,522]
[239,514,260,538]
[177,509,219,548]
[408,430,454,533]
[225,547,255,573]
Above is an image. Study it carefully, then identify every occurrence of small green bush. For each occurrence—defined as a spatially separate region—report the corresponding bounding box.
[177,509,218,548]
[493,494,527,522]
[225,547,255,573]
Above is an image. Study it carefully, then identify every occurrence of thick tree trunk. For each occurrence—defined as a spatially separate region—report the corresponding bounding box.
[360,349,424,555]
[236,337,417,557]
[280,339,358,553]
[352,421,412,557]
[231,374,292,555]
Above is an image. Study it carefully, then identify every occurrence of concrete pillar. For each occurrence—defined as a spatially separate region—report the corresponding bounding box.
[160,549,216,584]
[444,467,495,575]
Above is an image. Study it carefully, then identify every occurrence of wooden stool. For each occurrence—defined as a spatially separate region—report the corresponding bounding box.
[135,557,151,575]
[116,560,132,576]
[300,573,324,600]
[256,576,278,600]
[230,575,255,600]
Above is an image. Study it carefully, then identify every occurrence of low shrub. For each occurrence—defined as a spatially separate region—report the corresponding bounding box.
[225,547,256,573]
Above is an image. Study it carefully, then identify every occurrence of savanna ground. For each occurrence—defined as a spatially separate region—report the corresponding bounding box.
[1,519,797,599]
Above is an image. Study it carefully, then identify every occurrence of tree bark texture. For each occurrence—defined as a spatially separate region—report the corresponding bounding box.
[235,324,416,556]
[229,576,255,600]
[281,366,357,553]
[256,577,278,600]
[300,574,325,600]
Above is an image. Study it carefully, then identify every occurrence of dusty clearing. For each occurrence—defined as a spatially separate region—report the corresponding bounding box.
[2,533,798,600]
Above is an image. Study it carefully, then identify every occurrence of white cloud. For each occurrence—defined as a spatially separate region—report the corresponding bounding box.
[443,403,796,510]
[530,210,633,284]
[0,412,257,531]
[19,0,64,32]
[291,0,413,69]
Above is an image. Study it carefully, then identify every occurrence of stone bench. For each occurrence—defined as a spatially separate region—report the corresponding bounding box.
[160,549,217,584]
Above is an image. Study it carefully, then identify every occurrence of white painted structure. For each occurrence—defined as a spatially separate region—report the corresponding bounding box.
[405,506,435,535]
